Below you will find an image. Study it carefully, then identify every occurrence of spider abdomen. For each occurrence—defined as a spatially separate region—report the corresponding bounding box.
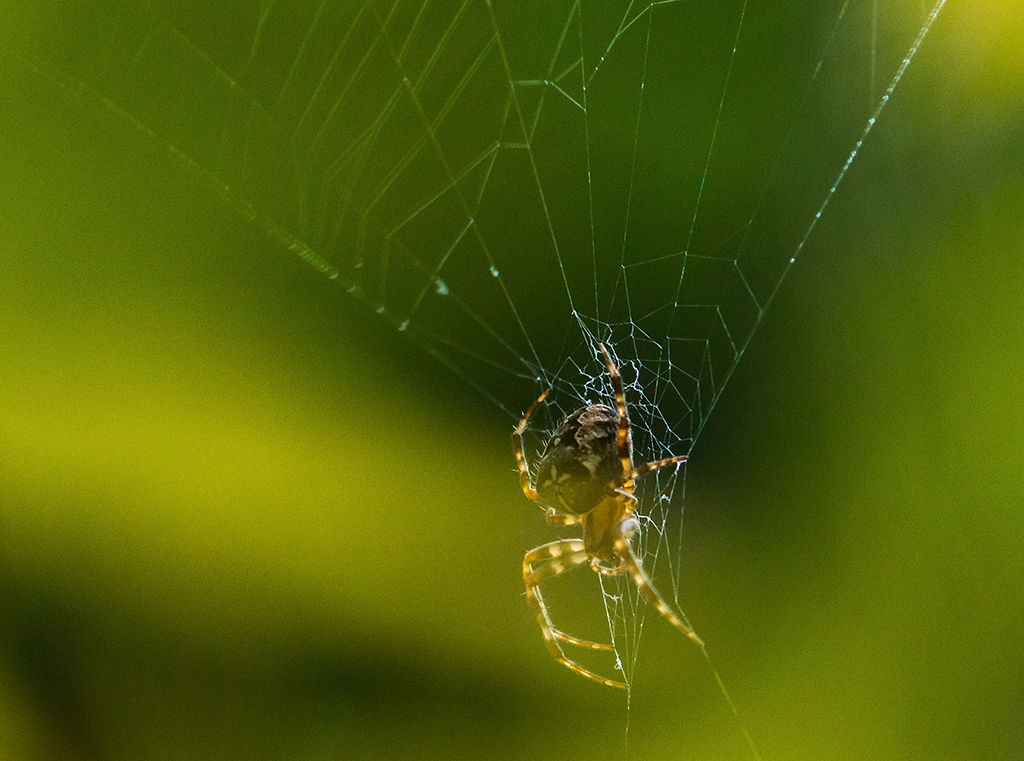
[535,404,630,515]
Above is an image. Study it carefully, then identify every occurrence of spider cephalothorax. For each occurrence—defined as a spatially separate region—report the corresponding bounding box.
[512,344,702,688]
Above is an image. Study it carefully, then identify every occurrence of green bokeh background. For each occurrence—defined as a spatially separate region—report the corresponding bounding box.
[2,2,1023,760]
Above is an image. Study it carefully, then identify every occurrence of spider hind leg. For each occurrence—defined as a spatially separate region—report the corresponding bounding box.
[523,540,628,689]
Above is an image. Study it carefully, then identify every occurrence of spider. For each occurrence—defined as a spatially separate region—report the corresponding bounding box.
[512,344,703,689]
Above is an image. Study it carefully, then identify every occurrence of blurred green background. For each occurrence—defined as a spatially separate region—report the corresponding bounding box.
[2,2,1023,760]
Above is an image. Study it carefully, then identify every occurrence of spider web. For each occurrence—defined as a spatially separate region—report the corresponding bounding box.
[8,0,946,742]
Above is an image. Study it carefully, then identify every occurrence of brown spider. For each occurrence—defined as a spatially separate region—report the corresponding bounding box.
[513,344,703,688]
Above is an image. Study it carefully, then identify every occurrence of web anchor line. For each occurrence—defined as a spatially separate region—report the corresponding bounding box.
[692,0,948,447]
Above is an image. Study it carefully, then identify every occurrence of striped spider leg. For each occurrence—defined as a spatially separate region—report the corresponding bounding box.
[513,344,702,689]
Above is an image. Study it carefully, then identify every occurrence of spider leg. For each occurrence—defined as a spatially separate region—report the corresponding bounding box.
[545,508,582,526]
[611,488,638,506]
[590,557,628,576]
[524,540,627,689]
[596,347,696,646]
[524,541,610,648]
[598,344,635,492]
[550,629,616,650]
[608,455,689,510]
[613,526,704,648]
[512,389,551,502]
[632,454,688,479]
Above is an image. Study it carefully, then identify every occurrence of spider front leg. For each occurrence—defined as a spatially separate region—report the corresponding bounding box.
[597,344,636,489]
[613,519,704,648]
[523,540,627,689]
[512,388,550,502]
